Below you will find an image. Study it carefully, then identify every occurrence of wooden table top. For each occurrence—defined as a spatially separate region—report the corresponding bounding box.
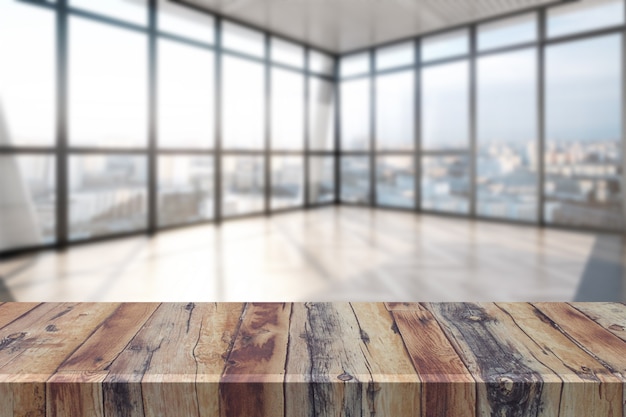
[0,302,625,417]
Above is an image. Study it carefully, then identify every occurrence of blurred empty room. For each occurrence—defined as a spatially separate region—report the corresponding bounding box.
[0,0,625,302]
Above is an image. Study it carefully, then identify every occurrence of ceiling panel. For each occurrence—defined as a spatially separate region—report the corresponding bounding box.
[180,0,567,53]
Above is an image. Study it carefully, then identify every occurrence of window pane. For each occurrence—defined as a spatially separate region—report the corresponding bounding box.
[158,0,214,43]
[341,78,370,150]
[545,34,624,229]
[222,21,264,58]
[222,156,264,216]
[158,40,213,149]
[376,156,415,208]
[309,156,335,203]
[477,49,538,221]
[0,155,55,251]
[0,1,55,147]
[69,18,148,148]
[222,56,264,150]
[340,53,369,77]
[422,61,469,150]
[69,155,147,240]
[478,13,537,51]
[271,68,304,150]
[271,37,304,68]
[341,156,370,203]
[271,156,303,210]
[309,50,334,75]
[422,155,470,214]
[548,0,624,38]
[70,0,147,26]
[309,77,335,151]
[376,41,414,71]
[421,29,469,62]
[158,155,214,227]
[376,70,414,151]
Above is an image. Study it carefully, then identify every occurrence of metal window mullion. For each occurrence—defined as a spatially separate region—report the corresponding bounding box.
[370,49,376,206]
[148,0,158,233]
[538,8,546,226]
[304,46,311,208]
[469,25,477,217]
[265,34,271,215]
[622,5,626,235]
[335,58,341,204]
[415,39,422,212]
[56,0,69,248]
[215,17,222,224]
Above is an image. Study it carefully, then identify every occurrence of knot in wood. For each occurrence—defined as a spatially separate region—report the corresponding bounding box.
[609,324,624,331]
[496,376,515,394]
[337,372,353,382]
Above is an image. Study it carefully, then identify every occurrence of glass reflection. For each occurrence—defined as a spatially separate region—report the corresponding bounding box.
[422,155,470,214]
[309,156,335,204]
[341,156,370,203]
[271,156,304,210]
[222,156,264,217]
[376,156,415,208]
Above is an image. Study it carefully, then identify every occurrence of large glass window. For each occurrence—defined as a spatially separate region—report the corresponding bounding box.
[477,49,538,221]
[478,13,537,51]
[309,156,335,204]
[158,40,214,149]
[341,156,370,203]
[548,0,624,38]
[271,68,304,150]
[69,17,148,148]
[421,61,469,150]
[158,155,214,227]
[376,41,414,71]
[421,29,469,62]
[309,78,335,151]
[222,56,265,150]
[545,34,624,229]
[0,155,56,251]
[309,50,334,76]
[222,21,264,58]
[70,0,147,25]
[0,1,55,147]
[222,156,265,217]
[69,155,147,240]
[340,53,369,78]
[271,37,304,68]
[158,0,215,43]
[376,70,414,151]
[271,156,304,210]
[340,79,370,151]
[376,156,415,208]
[422,155,470,214]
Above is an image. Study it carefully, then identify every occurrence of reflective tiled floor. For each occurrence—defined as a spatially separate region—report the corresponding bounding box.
[0,207,624,302]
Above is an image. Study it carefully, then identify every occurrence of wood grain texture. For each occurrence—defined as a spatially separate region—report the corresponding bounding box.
[0,302,623,417]
[392,304,475,417]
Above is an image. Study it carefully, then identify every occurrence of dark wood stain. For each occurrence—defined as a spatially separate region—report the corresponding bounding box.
[429,303,543,417]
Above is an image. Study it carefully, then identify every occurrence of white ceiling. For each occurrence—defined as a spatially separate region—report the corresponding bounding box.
[180,0,566,54]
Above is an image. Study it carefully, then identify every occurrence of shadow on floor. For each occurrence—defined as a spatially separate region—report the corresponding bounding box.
[574,235,625,302]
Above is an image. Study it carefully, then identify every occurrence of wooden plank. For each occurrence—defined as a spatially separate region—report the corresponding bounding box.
[221,303,291,417]
[532,303,626,376]
[0,303,119,417]
[59,302,161,372]
[569,302,626,343]
[46,303,161,417]
[533,303,626,417]
[101,303,213,417]
[47,372,107,417]
[345,302,420,416]
[392,305,475,417]
[286,302,418,417]
[384,302,423,311]
[496,302,623,417]
[194,303,245,417]
[0,302,40,330]
[424,302,562,417]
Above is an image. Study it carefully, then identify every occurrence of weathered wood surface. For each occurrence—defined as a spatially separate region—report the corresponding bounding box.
[0,302,624,416]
